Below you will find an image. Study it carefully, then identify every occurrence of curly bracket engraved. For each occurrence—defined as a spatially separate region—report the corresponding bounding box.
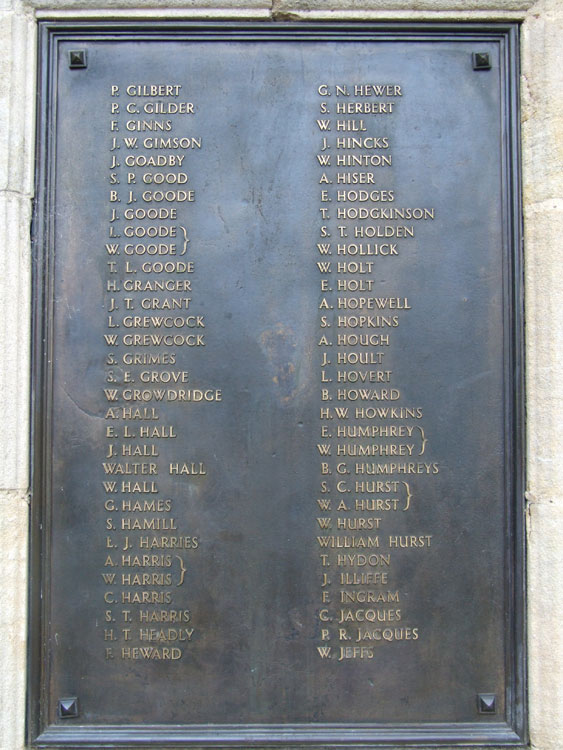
[179,226,190,255]
[402,481,412,511]
[417,426,427,456]
[176,555,187,586]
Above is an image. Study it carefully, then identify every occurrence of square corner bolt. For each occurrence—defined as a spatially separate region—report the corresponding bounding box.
[477,693,496,714]
[58,697,79,719]
[473,52,491,70]
[68,50,87,69]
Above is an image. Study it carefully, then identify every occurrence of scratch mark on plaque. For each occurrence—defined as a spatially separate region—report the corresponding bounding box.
[248,187,266,222]
[62,385,103,419]
[259,323,299,404]
[217,206,230,234]
[219,530,244,544]
[453,369,493,391]
[255,192,266,222]
[288,608,304,638]
[64,298,78,320]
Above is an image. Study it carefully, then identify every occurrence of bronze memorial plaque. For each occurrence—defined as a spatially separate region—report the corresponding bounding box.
[29,23,525,748]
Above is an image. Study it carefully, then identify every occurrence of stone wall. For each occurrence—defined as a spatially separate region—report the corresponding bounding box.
[1,0,561,748]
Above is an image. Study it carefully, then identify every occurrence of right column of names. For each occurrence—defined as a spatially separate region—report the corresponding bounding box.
[315,82,438,662]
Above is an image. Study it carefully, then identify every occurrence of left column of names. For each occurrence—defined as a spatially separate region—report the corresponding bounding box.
[101,82,213,663]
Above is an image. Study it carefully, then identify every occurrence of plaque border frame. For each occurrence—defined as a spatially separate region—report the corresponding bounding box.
[28,20,526,749]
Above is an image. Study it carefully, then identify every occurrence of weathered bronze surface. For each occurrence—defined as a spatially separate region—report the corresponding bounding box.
[30,23,525,747]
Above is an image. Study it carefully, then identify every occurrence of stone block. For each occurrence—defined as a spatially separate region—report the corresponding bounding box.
[0,11,35,196]
[29,0,271,10]
[521,0,563,206]
[272,0,536,15]
[527,503,563,750]
[0,193,31,491]
[525,203,563,506]
[0,490,28,750]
